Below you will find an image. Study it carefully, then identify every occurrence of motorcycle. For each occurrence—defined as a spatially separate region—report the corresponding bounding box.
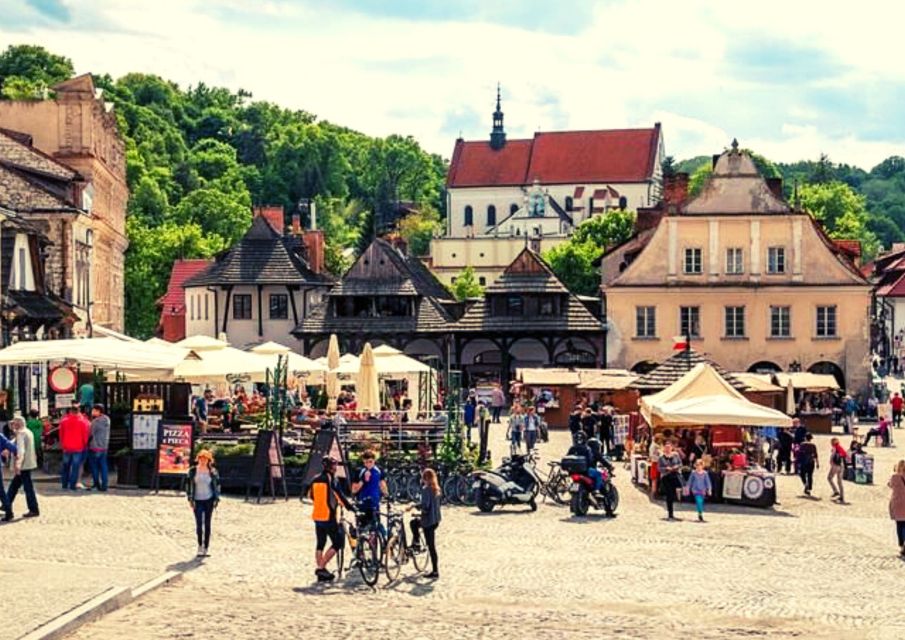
[561,455,620,517]
[472,454,540,513]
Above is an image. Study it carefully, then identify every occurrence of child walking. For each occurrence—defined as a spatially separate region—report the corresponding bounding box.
[685,459,712,522]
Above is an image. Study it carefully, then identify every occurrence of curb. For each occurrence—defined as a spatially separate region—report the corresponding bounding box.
[19,571,183,640]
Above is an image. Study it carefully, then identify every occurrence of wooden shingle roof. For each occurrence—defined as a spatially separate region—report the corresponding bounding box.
[631,349,746,392]
[184,216,332,287]
[295,295,455,335]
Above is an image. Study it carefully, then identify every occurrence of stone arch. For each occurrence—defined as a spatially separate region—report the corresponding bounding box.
[808,361,846,390]
[553,336,597,366]
[630,360,658,375]
[748,360,782,374]
[509,337,549,368]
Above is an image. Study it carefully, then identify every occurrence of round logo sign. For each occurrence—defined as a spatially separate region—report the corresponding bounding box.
[48,366,77,393]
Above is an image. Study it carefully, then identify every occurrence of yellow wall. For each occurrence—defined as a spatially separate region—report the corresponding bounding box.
[604,213,872,391]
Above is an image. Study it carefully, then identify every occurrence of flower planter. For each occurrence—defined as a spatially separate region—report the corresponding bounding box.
[116,455,138,486]
[216,455,253,491]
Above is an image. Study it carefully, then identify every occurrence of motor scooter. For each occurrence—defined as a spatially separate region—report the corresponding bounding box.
[472,454,540,512]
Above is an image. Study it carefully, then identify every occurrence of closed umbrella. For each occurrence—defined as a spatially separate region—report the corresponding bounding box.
[357,343,380,415]
[326,334,340,414]
[785,380,796,415]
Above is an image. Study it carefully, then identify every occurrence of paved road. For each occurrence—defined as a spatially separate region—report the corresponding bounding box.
[44,425,904,640]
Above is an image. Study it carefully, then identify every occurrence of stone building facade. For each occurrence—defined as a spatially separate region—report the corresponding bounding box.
[0,74,128,331]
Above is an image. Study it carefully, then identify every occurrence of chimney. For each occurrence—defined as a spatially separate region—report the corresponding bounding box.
[766,177,783,200]
[662,172,689,208]
[303,230,325,274]
[291,213,301,235]
[253,205,285,234]
[389,234,408,256]
[635,206,664,233]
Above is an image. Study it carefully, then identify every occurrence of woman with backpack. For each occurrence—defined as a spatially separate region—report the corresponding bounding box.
[187,449,220,557]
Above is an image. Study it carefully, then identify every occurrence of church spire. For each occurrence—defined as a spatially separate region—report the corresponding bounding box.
[490,82,506,150]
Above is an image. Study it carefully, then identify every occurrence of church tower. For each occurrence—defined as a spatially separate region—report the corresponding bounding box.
[489,83,506,150]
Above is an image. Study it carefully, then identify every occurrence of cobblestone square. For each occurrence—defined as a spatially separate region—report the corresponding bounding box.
[7,427,904,640]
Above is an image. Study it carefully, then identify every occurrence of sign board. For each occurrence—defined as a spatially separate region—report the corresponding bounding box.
[132,413,161,450]
[245,429,287,502]
[53,393,75,409]
[301,427,348,496]
[156,420,193,476]
[49,366,77,392]
[133,394,164,413]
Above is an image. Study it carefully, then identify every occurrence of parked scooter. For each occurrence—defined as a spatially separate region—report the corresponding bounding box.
[561,454,619,517]
[472,454,540,512]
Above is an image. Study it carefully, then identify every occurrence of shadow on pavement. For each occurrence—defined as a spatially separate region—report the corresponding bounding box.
[167,557,205,573]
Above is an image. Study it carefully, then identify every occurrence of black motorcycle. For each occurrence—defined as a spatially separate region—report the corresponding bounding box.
[561,455,619,517]
[471,454,540,513]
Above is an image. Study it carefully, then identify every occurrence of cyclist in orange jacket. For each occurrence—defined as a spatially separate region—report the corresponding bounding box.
[309,456,354,582]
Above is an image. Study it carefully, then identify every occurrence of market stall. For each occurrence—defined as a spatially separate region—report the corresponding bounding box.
[731,372,786,413]
[637,363,792,508]
[775,372,841,433]
[576,371,639,413]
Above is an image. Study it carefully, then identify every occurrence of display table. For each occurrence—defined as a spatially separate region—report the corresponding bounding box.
[720,469,776,507]
[800,412,833,434]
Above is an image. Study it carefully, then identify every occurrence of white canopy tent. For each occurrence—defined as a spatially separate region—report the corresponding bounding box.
[247,341,325,380]
[641,363,793,428]
[0,338,189,375]
[172,335,271,384]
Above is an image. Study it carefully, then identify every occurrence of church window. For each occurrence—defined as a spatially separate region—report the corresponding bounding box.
[464,205,473,226]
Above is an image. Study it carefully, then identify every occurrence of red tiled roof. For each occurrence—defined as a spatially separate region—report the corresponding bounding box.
[447,124,660,188]
[832,239,862,258]
[158,259,212,313]
[447,139,533,188]
[878,271,905,298]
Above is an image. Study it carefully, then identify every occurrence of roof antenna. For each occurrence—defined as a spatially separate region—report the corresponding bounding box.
[793,179,800,210]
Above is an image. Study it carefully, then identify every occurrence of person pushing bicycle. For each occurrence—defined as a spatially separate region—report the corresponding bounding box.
[310,455,354,582]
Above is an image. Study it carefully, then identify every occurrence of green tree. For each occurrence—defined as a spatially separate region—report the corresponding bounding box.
[799,181,880,258]
[0,45,73,96]
[542,241,600,296]
[572,210,635,249]
[450,266,484,300]
[396,206,442,256]
[125,218,226,337]
[171,187,251,244]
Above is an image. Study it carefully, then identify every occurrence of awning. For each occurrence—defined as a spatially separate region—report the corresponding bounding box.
[731,372,783,393]
[0,337,189,373]
[774,372,840,391]
[2,290,77,324]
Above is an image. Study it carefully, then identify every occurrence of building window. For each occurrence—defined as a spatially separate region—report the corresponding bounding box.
[510,203,519,215]
[816,305,837,337]
[270,293,289,319]
[233,294,252,320]
[726,248,744,274]
[770,305,791,337]
[725,306,745,337]
[767,246,786,274]
[204,294,209,321]
[635,306,656,338]
[679,306,700,337]
[565,196,574,211]
[189,295,194,321]
[464,205,473,226]
[478,276,486,286]
[539,297,555,316]
[506,296,524,316]
[486,205,496,226]
[683,248,702,274]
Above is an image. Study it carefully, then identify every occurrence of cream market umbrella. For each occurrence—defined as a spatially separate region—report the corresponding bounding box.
[248,342,325,379]
[172,335,269,383]
[357,343,380,415]
[326,334,341,413]
[785,380,796,415]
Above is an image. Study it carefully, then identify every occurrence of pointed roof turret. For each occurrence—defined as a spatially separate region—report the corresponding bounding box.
[490,83,506,150]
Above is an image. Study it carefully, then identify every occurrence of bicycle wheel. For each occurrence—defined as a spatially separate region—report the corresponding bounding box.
[552,471,571,505]
[334,524,346,579]
[358,531,382,587]
[456,474,476,506]
[410,537,428,573]
[384,533,403,582]
[386,474,400,502]
[405,474,422,503]
[442,474,462,505]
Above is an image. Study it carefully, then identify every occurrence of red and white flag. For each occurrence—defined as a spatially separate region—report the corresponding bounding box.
[672,336,688,351]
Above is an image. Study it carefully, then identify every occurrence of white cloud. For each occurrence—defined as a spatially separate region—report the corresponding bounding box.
[2,0,903,168]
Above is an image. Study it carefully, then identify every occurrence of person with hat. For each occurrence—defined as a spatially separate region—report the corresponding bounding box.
[186,449,220,557]
[309,456,354,582]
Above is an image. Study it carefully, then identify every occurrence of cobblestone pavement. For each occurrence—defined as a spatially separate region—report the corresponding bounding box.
[42,425,903,640]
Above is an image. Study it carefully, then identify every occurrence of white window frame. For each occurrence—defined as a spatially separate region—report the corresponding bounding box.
[679,306,701,338]
[635,306,656,338]
[683,248,703,274]
[770,305,791,337]
[816,305,837,337]
[767,246,786,274]
[725,306,746,337]
[726,247,744,275]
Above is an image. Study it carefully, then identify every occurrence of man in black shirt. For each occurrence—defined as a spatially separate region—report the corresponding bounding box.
[797,433,819,496]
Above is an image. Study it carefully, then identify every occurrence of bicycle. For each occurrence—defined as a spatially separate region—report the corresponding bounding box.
[338,508,383,587]
[383,504,429,582]
[536,460,572,505]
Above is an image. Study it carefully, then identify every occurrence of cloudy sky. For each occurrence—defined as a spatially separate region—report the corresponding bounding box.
[3,0,904,169]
